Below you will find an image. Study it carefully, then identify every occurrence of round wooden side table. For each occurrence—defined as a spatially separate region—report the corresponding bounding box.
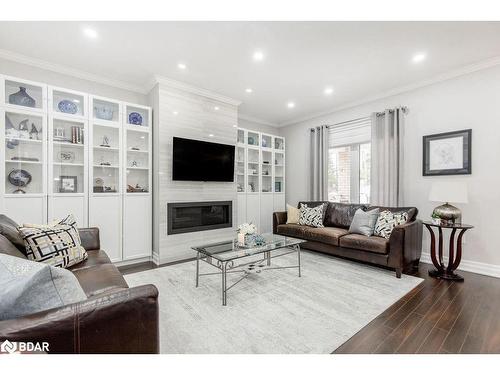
[423,221,474,281]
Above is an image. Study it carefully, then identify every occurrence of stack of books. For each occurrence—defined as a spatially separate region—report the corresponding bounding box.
[71,126,84,144]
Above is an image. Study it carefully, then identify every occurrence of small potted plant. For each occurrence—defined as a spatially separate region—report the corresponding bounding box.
[431,212,441,225]
[237,222,257,246]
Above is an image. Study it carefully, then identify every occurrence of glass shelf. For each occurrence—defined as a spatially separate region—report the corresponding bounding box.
[125,104,149,128]
[237,129,245,144]
[4,110,45,195]
[92,98,120,123]
[247,131,259,147]
[125,129,149,193]
[262,134,272,148]
[274,137,285,150]
[51,89,85,117]
[4,79,44,110]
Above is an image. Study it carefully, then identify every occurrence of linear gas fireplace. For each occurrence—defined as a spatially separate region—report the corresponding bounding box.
[167,201,232,235]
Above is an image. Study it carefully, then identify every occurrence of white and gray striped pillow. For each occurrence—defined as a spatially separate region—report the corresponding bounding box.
[299,203,325,228]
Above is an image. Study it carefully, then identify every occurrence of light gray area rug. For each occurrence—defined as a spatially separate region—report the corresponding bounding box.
[125,250,423,354]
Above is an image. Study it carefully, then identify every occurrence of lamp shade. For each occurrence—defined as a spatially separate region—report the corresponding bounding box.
[428,181,468,204]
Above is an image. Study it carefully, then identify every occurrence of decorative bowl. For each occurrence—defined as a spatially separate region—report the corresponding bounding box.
[128,112,143,125]
[8,169,32,187]
[94,105,114,121]
[58,99,78,114]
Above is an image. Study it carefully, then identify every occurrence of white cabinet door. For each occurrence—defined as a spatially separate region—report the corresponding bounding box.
[123,194,151,260]
[260,194,274,233]
[4,196,46,225]
[237,194,246,226]
[273,193,286,212]
[89,195,122,262]
[246,194,260,229]
[48,196,87,227]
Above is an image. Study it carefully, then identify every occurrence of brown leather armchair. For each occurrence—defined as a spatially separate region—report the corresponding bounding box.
[0,216,159,354]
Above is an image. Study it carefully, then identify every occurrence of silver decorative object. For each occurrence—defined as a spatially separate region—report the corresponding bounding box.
[432,203,461,224]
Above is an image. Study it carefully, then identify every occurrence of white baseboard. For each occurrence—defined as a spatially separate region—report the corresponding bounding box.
[420,252,500,279]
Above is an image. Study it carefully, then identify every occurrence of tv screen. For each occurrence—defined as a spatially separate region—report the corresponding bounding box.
[172,137,235,182]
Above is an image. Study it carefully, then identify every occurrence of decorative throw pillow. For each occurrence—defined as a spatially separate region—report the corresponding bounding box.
[298,203,325,228]
[286,204,300,224]
[374,210,409,239]
[0,254,87,320]
[349,208,379,236]
[18,215,88,268]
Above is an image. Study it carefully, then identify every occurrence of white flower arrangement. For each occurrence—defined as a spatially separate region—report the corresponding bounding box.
[237,222,257,235]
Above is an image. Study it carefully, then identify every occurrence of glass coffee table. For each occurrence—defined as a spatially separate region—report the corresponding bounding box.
[192,233,306,306]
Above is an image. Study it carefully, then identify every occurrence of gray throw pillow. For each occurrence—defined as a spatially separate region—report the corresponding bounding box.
[0,254,87,320]
[348,208,380,236]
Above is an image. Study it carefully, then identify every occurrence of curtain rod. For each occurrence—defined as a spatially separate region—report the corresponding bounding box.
[309,106,409,131]
[375,106,409,116]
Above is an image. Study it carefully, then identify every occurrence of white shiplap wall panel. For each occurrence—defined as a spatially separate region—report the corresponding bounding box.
[153,84,238,263]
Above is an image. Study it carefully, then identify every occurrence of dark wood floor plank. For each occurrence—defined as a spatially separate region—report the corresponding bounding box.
[383,279,444,329]
[440,290,482,353]
[395,281,463,353]
[418,327,449,354]
[374,312,424,354]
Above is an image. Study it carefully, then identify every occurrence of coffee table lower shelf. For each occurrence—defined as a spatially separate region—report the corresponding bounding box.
[195,244,302,306]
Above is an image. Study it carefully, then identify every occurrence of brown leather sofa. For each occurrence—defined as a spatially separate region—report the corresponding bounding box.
[0,215,159,354]
[273,202,422,278]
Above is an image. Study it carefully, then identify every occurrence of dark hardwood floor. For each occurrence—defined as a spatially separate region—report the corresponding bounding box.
[119,259,500,354]
[333,262,500,354]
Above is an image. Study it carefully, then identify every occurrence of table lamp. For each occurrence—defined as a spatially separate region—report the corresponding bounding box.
[428,181,468,224]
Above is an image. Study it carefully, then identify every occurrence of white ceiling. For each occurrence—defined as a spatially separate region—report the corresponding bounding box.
[1,21,500,126]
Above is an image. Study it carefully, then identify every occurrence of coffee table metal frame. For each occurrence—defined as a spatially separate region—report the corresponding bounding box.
[192,236,304,306]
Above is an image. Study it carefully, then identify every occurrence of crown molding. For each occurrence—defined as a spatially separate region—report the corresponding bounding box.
[279,55,500,127]
[238,113,279,128]
[153,75,242,107]
[0,48,147,94]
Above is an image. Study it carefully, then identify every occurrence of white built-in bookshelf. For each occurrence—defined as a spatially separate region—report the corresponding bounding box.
[0,74,152,264]
[236,127,285,233]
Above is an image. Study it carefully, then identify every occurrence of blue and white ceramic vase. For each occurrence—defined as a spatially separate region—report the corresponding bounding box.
[9,87,36,108]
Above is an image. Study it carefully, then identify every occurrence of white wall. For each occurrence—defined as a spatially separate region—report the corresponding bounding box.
[238,117,281,135]
[0,57,147,104]
[280,64,500,274]
[150,83,239,264]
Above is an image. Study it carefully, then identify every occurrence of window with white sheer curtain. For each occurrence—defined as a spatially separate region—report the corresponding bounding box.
[327,117,371,204]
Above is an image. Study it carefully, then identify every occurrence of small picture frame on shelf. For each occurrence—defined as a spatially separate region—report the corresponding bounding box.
[59,176,77,193]
[275,181,281,192]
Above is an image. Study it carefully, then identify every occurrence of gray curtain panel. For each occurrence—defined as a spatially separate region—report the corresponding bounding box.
[309,125,329,200]
[370,108,405,206]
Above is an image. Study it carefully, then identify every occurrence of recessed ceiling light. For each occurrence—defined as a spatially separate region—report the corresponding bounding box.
[412,53,426,64]
[83,27,98,39]
[253,50,265,61]
[173,111,178,115]
[214,106,220,111]
[233,125,237,128]
[177,63,187,70]
[209,134,214,137]
[245,88,253,93]
[287,102,295,109]
[324,87,334,95]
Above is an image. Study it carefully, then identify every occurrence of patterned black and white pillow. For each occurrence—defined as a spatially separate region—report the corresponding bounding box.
[374,210,409,239]
[299,203,325,228]
[18,214,88,269]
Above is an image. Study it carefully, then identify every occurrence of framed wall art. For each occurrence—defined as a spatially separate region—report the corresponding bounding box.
[423,129,471,176]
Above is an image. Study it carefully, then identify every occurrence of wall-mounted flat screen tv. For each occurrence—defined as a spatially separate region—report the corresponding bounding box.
[172,137,235,182]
